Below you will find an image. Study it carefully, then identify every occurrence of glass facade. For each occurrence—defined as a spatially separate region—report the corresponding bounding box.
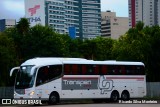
[45,0,101,39]
[46,0,66,34]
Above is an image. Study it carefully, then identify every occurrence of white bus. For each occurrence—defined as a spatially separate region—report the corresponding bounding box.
[10,57,146,104]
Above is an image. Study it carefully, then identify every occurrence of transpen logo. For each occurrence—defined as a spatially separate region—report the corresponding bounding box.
[28,5,40,16]
[98,75,113,94]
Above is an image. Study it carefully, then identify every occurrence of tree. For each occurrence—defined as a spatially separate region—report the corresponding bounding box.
[112,22,160,81]
[19,24,71,60]
[80,39,97,59]
[68,38,83,57]
[92,37,115,60]
[16,18,30,36]
[0,32,18,86]
[143,25,160,81]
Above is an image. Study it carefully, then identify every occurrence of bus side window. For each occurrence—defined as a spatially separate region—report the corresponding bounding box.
[36,66,49,86]
[136,66,144,75]
[49,65,62,80]
[120,66,126,75]
[132,66,136,75]
[126,66,136,75]
[126,66,131,75]
[113,66,120,75]
[108,65,114,75]
[64,64,70,75]
[78,64,82,75]
[94,65,99,75]
[71,64,78,75]
[82,65,87,75]
[141,66,145,75]
[100,65,107,75]
[87,65,93,75]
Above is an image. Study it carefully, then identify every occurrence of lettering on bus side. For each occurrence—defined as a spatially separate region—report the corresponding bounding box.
[62,78,98,90]
[62,76,113,94]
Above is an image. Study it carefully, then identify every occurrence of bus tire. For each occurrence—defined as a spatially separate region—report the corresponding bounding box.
[121,91,130,101]
[110,91,119,102]
[48,92,59,105]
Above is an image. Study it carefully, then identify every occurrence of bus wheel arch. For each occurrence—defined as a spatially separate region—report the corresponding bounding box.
[48,91,60,105]
[110,90,119,102]
[121,90,130,101]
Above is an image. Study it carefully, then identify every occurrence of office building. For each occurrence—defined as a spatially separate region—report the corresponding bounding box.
[25,0,101,39]
[0,19,16,32]
[101,11,129,39]
[129,0,160,27]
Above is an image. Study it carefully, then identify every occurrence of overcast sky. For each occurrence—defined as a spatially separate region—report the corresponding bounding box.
[0,0,128,21]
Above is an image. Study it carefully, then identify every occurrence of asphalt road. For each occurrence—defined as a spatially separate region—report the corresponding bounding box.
[51,104,160,107]
[1,99,160,107]
[4,103,160,107]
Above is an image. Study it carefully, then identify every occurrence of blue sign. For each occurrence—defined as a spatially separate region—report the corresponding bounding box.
[69,27,76,39]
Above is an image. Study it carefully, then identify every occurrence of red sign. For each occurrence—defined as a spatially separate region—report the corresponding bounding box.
[28,5,40,16]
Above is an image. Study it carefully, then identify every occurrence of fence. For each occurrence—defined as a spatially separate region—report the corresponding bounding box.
[0,87,14,98]
[146,82,160,97]
[0,82,160,98]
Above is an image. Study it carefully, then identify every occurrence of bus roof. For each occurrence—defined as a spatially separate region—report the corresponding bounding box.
[21,57,87,66]
[21,57,144,66]
[63,60,144,66]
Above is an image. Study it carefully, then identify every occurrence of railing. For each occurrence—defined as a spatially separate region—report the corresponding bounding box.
[146,82,160,97]
[0,87,14,98]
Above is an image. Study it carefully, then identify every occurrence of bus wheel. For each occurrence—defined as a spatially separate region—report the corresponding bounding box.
[48,92,59,105]
[121,91,129,101]
[110,91,119,102]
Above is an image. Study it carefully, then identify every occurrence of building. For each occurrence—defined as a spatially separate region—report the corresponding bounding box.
[129,0,160,27]
[101,11,129,39]
[25,0,101,39]
[0,19,16,32]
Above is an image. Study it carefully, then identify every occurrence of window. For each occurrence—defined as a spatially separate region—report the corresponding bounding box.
[63,64,145,75]
[86,65,94,75]
[64,64,99,75]
[135,66,145,75]
[82,65,87,75]
[72,64,78,75]
[36,66,49,86]
[93,65,99,75]
[36,65,62,86]
[64,64,70,75]
[64,64,79,75]
[113,66,121,75]
[48,65,62,80]
[125,65,145,75]
[100,65,107,75]
[107,65,114,75]
[120,66,126,75]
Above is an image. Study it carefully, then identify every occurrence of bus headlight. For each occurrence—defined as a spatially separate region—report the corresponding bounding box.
[29,91,35,96]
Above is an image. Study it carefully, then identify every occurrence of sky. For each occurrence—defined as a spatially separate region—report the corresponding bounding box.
[0,0,128,21]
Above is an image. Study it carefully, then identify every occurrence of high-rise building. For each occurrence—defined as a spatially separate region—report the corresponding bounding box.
[101,11,129,39]
[129,0,160,27]
[25,0,101,39]
[0,19,16,32]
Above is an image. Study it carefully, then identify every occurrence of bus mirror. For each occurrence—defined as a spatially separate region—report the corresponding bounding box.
[10,67,20,76]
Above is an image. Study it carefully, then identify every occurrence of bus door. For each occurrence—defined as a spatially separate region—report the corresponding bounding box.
[35,65,63,99]
[35,66,49,99]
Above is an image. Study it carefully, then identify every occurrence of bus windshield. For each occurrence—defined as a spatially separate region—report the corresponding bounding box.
[15,65,36,89]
